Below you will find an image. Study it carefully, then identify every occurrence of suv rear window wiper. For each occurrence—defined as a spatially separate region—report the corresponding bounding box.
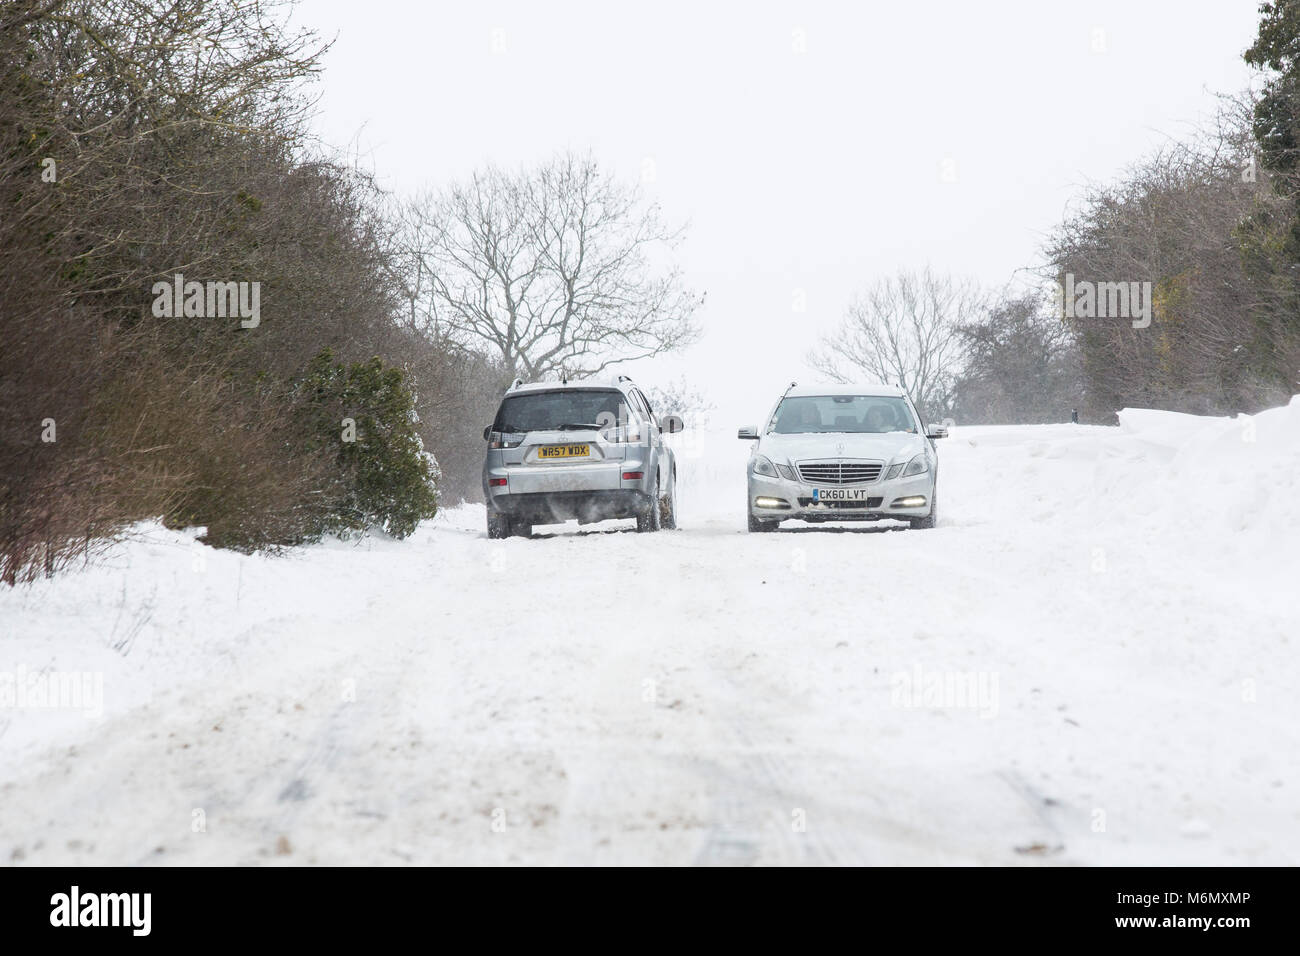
[555,422,605,431]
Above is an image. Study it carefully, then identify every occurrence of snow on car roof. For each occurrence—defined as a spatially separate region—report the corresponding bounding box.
[784,383,907,398]
[510,379,626,393]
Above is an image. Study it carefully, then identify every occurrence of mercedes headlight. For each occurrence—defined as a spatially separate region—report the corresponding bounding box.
[902,453,929,477]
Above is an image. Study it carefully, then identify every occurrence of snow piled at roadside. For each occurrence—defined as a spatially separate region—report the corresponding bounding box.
[0,399,1297,865]
[1118,396,1300,535]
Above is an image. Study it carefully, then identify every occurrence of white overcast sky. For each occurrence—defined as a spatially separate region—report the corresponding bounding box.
[292,0,1262,424]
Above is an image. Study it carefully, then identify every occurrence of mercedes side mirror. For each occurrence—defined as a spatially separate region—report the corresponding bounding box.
[926,423,948,439]
[738,426,759,440]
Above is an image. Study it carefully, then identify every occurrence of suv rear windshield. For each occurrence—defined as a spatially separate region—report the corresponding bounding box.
[769,395,918,434]
[493,389,629,433]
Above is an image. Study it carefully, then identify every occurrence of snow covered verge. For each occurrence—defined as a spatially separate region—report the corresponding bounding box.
[1,399,1297,865]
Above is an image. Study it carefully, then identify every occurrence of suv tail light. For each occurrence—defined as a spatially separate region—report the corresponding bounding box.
[489,431,524,449]
[621,471,644,480]
[488,477,507,487]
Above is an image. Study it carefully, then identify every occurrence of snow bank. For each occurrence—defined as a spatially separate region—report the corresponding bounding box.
[1116,396,1300,536]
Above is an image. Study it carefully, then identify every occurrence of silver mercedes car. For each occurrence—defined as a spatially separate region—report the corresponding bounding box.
[482,376,683,538]
[739,384,947,532]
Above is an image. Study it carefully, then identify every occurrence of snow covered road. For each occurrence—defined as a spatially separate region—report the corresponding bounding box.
[3,402,1298,865]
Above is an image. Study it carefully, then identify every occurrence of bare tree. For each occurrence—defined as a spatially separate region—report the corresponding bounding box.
[953,289,1082,424]
[808,268,983,418]
[401,153,702,379]
[1,0,447,578]
[1046,94,1295,417]
[641,375,716,428]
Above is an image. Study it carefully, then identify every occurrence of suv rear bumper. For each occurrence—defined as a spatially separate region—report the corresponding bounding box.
[488,490,651,525]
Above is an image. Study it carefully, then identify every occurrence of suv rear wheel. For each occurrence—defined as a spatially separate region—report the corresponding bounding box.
[487,513,532,539]
[659,471,678,530]
[636,479,663,533]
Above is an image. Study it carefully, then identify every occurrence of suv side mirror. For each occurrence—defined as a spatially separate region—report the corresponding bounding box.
[660,414,684,434]
[926,423,948,439]
[738,426,759,440]
[483,425,493,441]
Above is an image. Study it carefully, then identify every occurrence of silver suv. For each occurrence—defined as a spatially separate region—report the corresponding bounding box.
[740,384,947,531]
[482,377,683,538]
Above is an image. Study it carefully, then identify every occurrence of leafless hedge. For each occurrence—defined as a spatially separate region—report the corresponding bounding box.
[0,0,461,580]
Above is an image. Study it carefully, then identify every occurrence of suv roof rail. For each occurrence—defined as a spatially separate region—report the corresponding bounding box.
[509,377,524,391]
[617,374,633,383]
